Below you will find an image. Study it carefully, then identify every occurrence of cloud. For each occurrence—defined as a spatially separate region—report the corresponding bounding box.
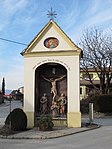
[0,55,24,90]
[85,0,102,17]
[59,0,80,31]
[65,0,112,43]
[86,8,112,27]
[4,67,24,90]
[2,0,27,14]
[0,64,24,90]
[0,0,28,31]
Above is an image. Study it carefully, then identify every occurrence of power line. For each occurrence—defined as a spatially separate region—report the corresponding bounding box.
[0,37,28,46]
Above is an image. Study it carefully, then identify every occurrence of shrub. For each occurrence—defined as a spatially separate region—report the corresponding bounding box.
[38,115,54,131]
[80,101,89,114]
[80,94,112,113]
[5,108,27,131]
[92,95,112,113]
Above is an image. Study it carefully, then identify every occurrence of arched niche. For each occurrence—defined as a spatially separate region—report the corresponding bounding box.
[35,62,67,117]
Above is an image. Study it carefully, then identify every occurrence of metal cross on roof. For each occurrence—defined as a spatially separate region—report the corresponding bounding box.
[47,7,57,20]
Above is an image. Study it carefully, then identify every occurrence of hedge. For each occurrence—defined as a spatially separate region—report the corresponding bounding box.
[80,94,112,113]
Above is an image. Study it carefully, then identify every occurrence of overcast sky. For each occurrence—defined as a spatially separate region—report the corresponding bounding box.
[0,0,112,90]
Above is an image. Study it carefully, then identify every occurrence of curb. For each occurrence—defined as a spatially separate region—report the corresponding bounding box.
[0,124,101,139]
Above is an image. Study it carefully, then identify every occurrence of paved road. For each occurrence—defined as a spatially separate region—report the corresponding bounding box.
[0,125,112,149]
[82,117,112,126]
[0,100,22,126]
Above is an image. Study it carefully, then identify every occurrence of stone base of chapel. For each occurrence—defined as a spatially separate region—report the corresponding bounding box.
[67,112,81,128]
[25,111,81,128]
[25,112,34,128]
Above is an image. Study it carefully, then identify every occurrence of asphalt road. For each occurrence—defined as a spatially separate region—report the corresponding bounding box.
[0,125,112,149]
[0,100,22,126]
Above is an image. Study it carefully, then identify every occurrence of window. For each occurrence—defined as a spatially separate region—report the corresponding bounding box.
[83,74,93,80]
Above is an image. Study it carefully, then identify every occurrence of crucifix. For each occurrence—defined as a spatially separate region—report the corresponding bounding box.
[47,7,57,20]
[42,75,66,103]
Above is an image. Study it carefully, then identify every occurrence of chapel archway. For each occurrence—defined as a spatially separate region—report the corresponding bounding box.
[35,62,67,121]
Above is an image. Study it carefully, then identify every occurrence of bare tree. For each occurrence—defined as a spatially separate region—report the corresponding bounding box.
[80,28,112,94]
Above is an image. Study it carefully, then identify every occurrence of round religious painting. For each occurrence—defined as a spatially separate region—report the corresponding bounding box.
[44,37,59,49]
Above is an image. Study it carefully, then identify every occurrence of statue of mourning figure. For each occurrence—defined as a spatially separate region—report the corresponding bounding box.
[42,75,66,103]
[40,93,48,114]
[57,93,67,117]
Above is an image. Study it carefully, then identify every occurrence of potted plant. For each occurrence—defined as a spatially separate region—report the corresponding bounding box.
[38,115,54,131]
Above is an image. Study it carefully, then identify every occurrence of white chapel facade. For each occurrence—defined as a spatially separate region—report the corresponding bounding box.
[21,19,82,128]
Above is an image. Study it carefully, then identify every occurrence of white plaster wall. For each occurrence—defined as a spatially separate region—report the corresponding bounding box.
[32,27,75,52]
[66,56,80,112]
[24,55,80,113]
[24,60,35,112]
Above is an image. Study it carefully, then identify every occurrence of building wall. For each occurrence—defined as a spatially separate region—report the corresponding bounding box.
[32,26,74,52]
[80,72,99,80]
[24,55,81,127]
[23,20,81,128]
[80,71,100,100]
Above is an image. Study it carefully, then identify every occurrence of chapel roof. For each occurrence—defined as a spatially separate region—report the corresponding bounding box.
[21,19,82,56]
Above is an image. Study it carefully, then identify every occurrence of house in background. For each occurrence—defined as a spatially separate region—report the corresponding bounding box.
[18,86,24,95]
[10,89,23,100]
[80,68,112,100]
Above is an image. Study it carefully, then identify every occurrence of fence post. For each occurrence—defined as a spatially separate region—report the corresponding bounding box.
[89,103,94,123]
